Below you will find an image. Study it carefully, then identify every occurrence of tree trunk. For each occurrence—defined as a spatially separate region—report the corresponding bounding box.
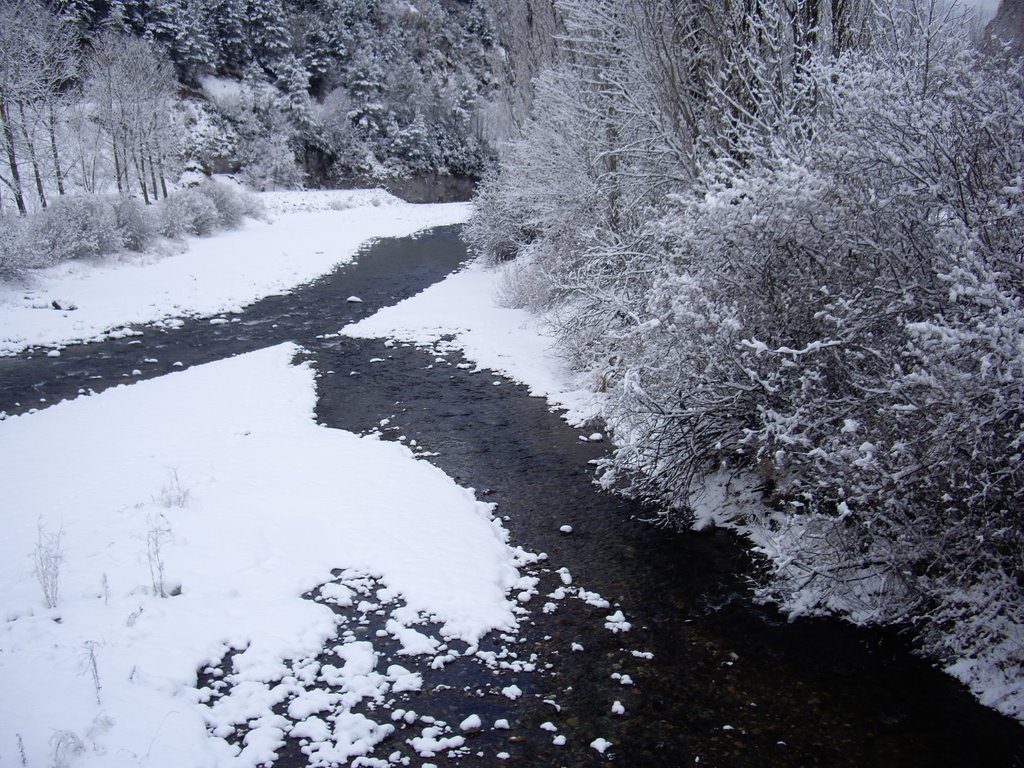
[145,137,159,200]
[18,102,47,209]
[1,98,28,215]
[47,101,64,196]
[135,148,150,205]
[149,156,159,200]
[123,143,132,194]
[157,153,168,199]
[112,135,124,194]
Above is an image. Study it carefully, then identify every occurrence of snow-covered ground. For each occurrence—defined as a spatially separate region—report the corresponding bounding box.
[0,193,633,766]
[0,343,539,767]
[0,189,470,356]
[341,262,604,428]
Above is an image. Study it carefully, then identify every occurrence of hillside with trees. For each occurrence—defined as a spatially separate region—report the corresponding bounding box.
[1,0,501,213]
[468,0,1024,719]
[1,0,507,278]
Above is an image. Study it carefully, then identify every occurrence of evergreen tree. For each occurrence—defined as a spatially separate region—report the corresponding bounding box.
[207,0,249,74]
[243,0,290,66]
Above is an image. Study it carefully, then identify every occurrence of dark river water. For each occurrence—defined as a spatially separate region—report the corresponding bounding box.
[2,227,1022,767]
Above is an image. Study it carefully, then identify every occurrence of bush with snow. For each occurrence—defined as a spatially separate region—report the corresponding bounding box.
[113,196,156,252]
[193,180,242,228]
[0,181,263,282]
[27,195,124,264]
[160,188,221,238]
[0,213,34,280]
[470,0,1024,718]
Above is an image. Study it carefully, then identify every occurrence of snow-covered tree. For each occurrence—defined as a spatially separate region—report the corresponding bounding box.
[0,0,77,214]
[83,31,181,201]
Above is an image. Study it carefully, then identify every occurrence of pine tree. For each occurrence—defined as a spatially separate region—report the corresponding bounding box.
[207,0,249,75]
[244,0,291,67]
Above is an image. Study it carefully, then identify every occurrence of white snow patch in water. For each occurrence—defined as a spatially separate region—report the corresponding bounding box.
[605,610,632,633]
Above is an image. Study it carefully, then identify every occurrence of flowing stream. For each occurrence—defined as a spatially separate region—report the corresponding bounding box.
[2,227,1022,766]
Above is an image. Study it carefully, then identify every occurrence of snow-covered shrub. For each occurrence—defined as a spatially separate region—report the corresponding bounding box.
[33,520,64,609]
[146,513,172,598]
[195,180,247,228]
[0,213,33,280]
[49,730,84,768]
[113,196,155,252]
[28,195,123,263]
[159,188,220,238]
[493,249,556,312]
[476,0,1024,716]
[157,469,191,508]
[465,65,605,284]
[182,100,240,174]
[239,133,305,191]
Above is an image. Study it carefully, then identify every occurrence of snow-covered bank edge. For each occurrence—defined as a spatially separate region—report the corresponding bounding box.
[342,258,1024,727]
[687,473,1024,724]
[341,260,604,428]
[0,343,539,767]
[0,189,471,357]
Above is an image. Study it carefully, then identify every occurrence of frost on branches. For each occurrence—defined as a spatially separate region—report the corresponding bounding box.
[469,0,1024,720]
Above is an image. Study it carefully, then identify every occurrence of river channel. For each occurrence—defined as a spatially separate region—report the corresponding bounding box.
[2,226,1022,767]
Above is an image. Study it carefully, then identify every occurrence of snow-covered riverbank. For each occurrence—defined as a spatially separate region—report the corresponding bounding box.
[0,189,470,357]
[0,343,536,767]
[341,261,603,429]
[0,192,519,767]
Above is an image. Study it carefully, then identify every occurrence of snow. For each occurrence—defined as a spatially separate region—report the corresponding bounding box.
[0,188,729,760]
[0,343,526,767]
[408,728,464,757]
[0,190,471,356]
[341,261,604,426]
[200,75,254,103]
[605,610,632,634]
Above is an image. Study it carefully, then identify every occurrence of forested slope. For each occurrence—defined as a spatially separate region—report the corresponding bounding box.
[1,0,507,276]
[468,0,1024,720]
[2,0,503,212]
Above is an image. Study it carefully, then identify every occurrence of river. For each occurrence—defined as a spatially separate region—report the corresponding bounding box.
[2,226,1021,767]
